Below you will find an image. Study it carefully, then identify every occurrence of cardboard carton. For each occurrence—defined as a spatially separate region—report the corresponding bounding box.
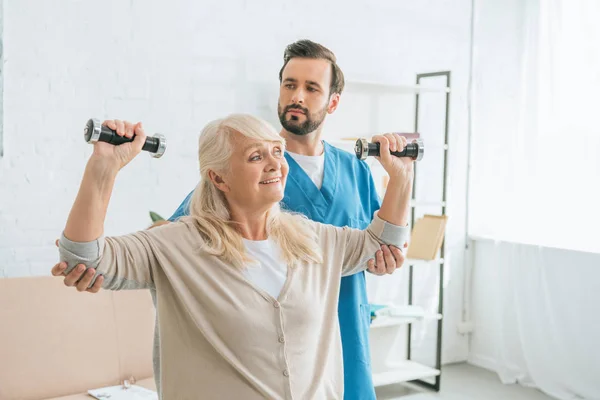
[406,214,448,260]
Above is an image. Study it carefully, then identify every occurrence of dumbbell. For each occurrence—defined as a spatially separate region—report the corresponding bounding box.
[83,118,167,158]
[355,138,424,161]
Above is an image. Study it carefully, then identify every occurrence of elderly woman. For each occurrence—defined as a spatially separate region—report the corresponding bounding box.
[58,113,413,399]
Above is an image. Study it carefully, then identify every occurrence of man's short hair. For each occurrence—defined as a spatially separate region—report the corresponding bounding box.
[278,40,345,96]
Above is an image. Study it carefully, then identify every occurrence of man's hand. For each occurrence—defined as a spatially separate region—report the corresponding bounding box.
[51,238,104,293]
[366,242,408,275]
[51,262,103,292]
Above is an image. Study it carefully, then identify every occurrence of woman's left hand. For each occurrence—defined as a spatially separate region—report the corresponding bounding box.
[372,133,415,181]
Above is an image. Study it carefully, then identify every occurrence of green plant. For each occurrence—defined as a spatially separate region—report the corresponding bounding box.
[149,211,165,223]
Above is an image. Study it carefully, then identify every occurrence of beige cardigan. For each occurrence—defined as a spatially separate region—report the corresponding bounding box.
[59,213,408,400]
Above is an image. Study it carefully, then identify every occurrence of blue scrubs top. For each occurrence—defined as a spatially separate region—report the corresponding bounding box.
[169,141,381,399]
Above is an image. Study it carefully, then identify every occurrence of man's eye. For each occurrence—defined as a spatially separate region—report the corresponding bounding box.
[307,87,317,92]
[285,84,294,89]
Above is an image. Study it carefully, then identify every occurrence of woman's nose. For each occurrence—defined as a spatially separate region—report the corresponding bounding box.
[265,155,281,171]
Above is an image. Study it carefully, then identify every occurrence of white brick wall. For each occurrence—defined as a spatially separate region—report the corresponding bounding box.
[0,0,472,364]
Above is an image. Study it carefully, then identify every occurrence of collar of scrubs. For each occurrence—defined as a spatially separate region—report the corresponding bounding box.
[284,141,339,220]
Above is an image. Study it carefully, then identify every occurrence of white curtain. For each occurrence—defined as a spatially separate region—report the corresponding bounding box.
[469,1,600,399]
[469,0,600,254]
[472,239,600,400]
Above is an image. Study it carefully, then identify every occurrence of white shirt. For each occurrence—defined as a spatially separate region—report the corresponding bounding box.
[242,238,288,299]
[241,151,324,298]
[287,151,325,189]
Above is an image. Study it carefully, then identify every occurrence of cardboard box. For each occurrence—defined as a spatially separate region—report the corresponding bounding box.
[406,214,448,260]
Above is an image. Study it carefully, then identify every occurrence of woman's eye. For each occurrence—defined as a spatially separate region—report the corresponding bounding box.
[274,148,283,156]
[250,155,262,161]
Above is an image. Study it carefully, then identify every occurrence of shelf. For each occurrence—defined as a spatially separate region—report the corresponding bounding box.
[346,80,451,94]
[346,71,449,393]
[372,360,441,387]
[370,313,443,329]
[406,258,444,266]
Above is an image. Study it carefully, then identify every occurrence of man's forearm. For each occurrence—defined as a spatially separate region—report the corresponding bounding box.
[63,156,119,242]
[377,176,412,226]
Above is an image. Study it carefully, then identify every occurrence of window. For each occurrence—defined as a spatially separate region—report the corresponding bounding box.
[469,0,600,253]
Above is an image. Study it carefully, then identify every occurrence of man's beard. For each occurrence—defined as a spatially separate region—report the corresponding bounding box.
[278,103,328,136]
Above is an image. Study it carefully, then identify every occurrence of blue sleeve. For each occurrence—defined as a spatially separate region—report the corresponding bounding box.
[168,190,194,221]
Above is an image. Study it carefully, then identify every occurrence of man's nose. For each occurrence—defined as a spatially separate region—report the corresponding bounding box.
[291,88,305,104]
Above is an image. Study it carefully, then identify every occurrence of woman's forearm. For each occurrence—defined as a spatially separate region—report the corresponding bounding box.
[63,156,120,242]
[377,176,413,226]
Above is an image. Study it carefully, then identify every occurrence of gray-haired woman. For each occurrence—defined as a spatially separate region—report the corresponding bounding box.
[58,113,413,399]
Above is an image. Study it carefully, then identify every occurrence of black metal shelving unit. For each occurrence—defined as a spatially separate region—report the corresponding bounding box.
[407,70,451,392]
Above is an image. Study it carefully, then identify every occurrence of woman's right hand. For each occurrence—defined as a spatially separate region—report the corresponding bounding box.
[92,119,147,170]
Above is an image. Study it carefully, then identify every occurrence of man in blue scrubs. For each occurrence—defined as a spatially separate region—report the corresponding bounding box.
[53,40,406,399]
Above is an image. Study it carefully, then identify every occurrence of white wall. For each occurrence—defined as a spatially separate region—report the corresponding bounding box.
[0,0,473,364]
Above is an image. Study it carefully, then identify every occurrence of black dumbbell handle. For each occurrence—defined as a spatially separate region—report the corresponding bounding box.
[366,142,420,158]
[354,138,424,161]
[84,119,166,158]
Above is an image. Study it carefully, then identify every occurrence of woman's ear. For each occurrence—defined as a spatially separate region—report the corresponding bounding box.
[208,170,230,193]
